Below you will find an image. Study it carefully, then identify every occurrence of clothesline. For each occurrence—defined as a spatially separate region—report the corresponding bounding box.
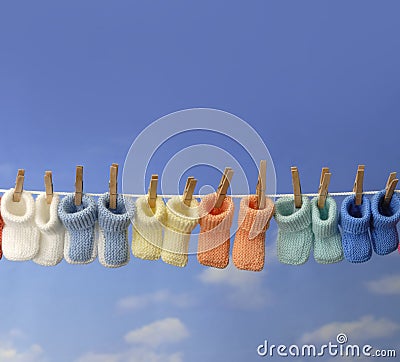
[0,188,398,198]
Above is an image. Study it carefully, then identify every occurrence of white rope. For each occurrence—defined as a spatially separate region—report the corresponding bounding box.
[0,188,398,199]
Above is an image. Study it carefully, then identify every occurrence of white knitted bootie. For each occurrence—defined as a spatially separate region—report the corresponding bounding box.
[1,188,39,261]
[33,193,64,266]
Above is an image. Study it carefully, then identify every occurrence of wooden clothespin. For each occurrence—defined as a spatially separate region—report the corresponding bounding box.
[256,160,267,209]
[383,172,399,207]
[291,166,302,208]
[109,163,118,209]
[44,171,53,204]
[317,167,331,209]
[352,165,365,206]
[148,174,158,208]
[215,167,234,209]
[74,165,83,206]
[13,169,25,202]
[182,176,197,206]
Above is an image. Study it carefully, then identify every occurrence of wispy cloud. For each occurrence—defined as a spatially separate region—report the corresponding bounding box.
[76,318,188,362]
[198,262,269,309]
[365,274,400,295]
[76,349,183,362]
[300,315,400,344]
[117,290,193,312]
[0,329,46,362]
[8,328,26,340]
[125,318,189,347]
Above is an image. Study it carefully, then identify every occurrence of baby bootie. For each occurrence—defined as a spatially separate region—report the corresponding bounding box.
[161,196,199,267]
[232,195,274,271]
[339,195,372,263]
[34,193,64,266]
[370,190,400,255]
[311,196,343,264]
[132,196,166,260]
[1,189,39,261]
[58,194,98,264]
[197,193,234,269]
[98,193,135,268]
[274,196,313,265]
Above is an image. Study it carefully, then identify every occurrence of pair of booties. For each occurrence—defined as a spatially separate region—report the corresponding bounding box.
[1,189,64,266]
[132,195,199,268]
[274,196,343,265]
[340,190,400,263]
[58,193,135,267]
[196,194,275,272]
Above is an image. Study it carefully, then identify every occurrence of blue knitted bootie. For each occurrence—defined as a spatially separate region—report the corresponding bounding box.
[339,195,372,263]
[58,194,98,264]
[98,193,135,268]
[311,196,344,264]
[370,190,400,255]
[274,196,313,265]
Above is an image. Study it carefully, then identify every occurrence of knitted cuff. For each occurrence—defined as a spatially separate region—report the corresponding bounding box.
[232,195,274,271]
[98,193,135,268]
[311,196,339,238]
[161,196,199,267]
[58,193,98,264]
[197,193,234,269]
[132,196,166,260]
[339,195,371,234]
[274,196,313,265]
[311,196,343,264]
[0,197,3,260]
[274,196,312,232]
[33,193,65,266]
[339,195,372,263]
[370,190,400,255]
[237,195,275,236]
[1,189,40,261]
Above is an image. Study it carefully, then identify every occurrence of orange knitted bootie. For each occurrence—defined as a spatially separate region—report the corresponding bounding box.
[232,195,274,271]
[197,193,234,269]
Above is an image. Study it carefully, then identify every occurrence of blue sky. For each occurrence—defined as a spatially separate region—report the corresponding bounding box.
[0,1,400,361]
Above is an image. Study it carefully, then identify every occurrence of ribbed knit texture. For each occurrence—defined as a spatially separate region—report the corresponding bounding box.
[97,193,135,268]
[58,193,98,264]
[1,188,40,261]
[339,195,372,263]
[132,196,166,260]
[0,197,3,260]
[33,193,64,266]
[197,193,234,269]
[232,195,274,271]
[311,196,343,264]
[274,196,313,265]
[161,196,199,267]
[370,189,400,255]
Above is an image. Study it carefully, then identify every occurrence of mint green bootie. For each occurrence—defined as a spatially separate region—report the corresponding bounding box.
[311,196,343,264]
[274,196,313,265]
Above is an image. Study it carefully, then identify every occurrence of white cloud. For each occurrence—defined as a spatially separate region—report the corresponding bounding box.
[365,274,400,295]
[125,318,189,347]
[0,340,46,362]
[8,329,26,340]
[76,349,183,362]
[198,262,269,309]
[75,352,119,362]
[76,318,188,362]
[117,290,193,311]
[300,315,400,344]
